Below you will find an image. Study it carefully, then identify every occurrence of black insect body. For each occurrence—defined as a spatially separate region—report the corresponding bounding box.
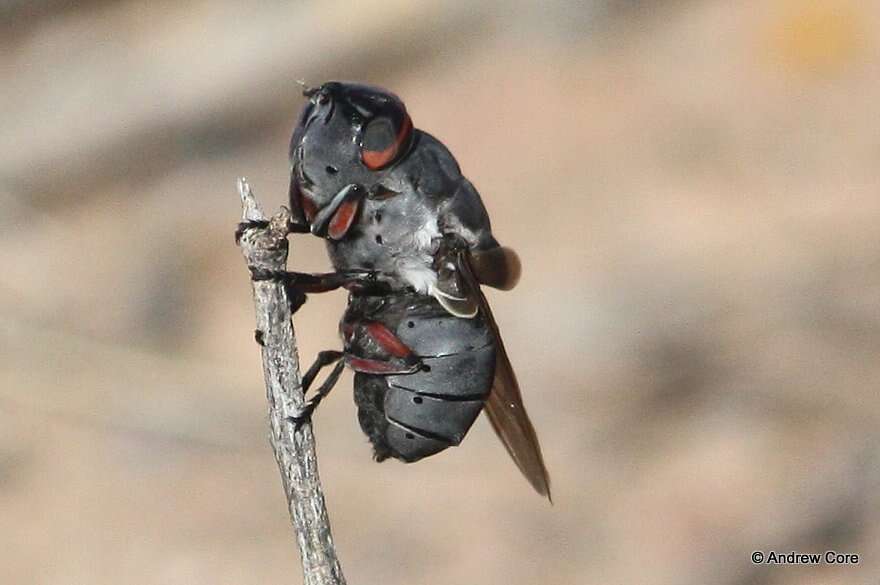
[289,82,497,307]
[274,81,550,498]
[344,291,496,462]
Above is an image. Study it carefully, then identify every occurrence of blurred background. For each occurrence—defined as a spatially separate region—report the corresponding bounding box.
[2,1,879,584]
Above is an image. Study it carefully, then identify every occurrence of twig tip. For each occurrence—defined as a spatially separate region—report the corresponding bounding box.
[238,177,266,222]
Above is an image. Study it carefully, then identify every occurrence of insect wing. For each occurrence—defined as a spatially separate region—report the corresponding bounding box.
[470,246,522,291]
[459,250,552,499]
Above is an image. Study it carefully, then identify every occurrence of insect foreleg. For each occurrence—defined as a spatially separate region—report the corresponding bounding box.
[249,269,386,313]
[250,269,384,291]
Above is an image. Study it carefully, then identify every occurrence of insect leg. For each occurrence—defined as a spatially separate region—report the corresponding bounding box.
[292,270,391,296]
[290,360,346,429]
[250,269,391,313]
[249,269,376,314]
[301,350,344,392]
[250,269,382,291]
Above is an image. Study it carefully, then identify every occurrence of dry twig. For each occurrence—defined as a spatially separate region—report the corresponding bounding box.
[235,177,346,585]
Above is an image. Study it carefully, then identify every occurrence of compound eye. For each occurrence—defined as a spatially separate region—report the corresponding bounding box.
[363,116,396,152]
[360,112,412,170]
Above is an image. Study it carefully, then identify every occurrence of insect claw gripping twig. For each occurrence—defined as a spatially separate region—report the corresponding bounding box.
[288,408,313,432]
[234,220,270,245]
[235,178,347,585]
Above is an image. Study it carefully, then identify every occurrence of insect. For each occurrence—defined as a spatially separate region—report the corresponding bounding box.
[265,81,549,498]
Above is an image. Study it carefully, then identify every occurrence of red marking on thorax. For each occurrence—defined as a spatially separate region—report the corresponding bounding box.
[328,198,360,240]
[300,193,318,222]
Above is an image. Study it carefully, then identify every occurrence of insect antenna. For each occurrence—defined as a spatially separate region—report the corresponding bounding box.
[296,78,319,98]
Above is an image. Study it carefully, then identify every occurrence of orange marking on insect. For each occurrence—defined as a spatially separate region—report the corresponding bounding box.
[366,321,412,358]
[301,193,318,222]
[328,198,360,240]
[347,357,408,374]
[362,113,412,170]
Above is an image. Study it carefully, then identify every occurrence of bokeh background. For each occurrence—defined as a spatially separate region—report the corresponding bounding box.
[2,1,879,584]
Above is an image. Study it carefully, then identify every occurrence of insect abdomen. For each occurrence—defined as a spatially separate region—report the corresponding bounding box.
[348,294,496,462]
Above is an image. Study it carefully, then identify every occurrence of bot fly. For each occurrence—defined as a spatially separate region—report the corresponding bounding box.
[251,81,550,498]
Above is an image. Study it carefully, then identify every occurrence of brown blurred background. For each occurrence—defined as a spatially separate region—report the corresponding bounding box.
[2,1,879,584]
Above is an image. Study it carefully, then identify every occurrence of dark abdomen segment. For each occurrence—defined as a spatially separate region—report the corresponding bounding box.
[345,293,496,462]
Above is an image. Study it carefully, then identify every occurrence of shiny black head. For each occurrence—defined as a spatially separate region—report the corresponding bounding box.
[288,82,414,232]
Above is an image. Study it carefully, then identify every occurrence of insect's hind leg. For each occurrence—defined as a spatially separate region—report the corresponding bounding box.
[301,350,343,392]
[290,352,345,429]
